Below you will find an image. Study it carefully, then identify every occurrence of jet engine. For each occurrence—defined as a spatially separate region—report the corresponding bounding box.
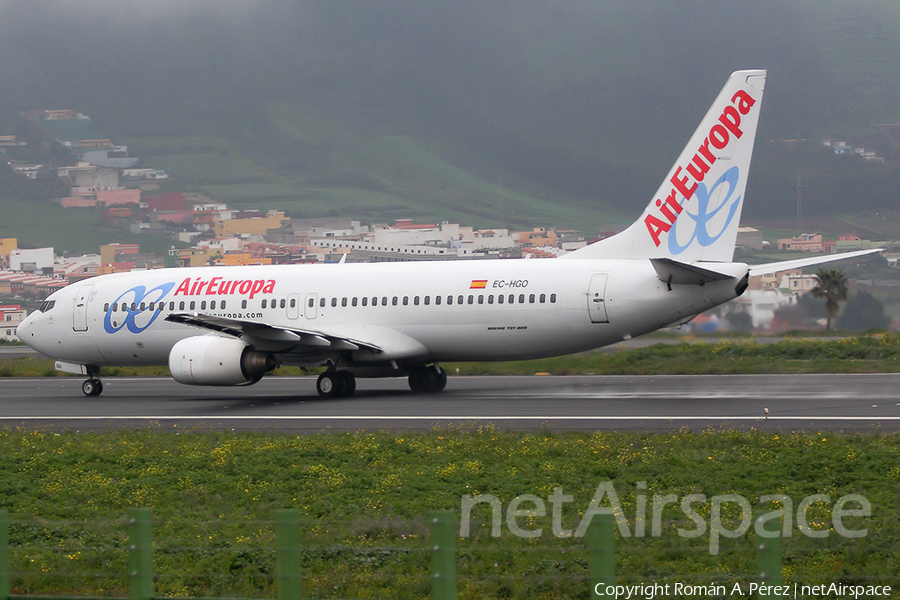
[168,336,277,386]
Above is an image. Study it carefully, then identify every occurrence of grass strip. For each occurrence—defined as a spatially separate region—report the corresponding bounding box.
[0,427,897,598]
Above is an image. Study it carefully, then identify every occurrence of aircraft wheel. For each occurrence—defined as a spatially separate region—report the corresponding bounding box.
[429,365,447,392]
[82,379,103,397]
[337,371,356,396]
[317,371,348,398]
[408,367,432,393]
[409,366,446,394]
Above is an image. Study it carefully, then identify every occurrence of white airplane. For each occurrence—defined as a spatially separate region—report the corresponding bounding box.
[17,70,879,398]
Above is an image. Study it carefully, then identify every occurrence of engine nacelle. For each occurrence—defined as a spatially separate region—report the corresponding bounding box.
[169,336,277,386]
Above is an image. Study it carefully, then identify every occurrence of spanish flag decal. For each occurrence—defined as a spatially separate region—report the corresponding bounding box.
[469,280,488,289]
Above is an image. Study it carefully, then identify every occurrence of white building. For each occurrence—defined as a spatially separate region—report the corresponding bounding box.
[9,248,55,273]
[1,305,27,341]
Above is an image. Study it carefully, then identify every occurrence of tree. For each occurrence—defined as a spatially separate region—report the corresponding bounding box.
[836,290,890,331]
[809,268,849,331]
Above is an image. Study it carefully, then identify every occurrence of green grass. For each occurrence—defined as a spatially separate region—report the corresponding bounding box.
[3,335,900,378]
[121,102,626,233]
[0,194,177,257]
[0,427,897,598]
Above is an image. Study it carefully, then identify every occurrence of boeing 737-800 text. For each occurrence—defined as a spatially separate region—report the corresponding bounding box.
[16,70,879,397]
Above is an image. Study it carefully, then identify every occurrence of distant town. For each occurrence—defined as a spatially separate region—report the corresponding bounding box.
[2,108,899,340]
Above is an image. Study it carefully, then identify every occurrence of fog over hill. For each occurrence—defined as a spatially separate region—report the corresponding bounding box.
[1,0,899,222]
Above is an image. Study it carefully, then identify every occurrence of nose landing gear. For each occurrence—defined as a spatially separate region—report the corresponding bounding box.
[82,377,103,397]
[81,366,103,396]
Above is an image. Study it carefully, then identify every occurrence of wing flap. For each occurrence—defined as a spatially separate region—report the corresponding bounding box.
[165,313,378,354]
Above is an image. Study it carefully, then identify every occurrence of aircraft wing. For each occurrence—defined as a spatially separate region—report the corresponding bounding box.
[165,313,381,354]
[748,248,882,277]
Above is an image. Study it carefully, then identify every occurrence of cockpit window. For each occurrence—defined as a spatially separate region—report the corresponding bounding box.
[38,300,56,312]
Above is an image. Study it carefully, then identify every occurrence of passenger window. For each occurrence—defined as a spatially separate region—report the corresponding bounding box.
[210,301,216,310]
[331,298,337,307]
[403,296,409,306]
[342,298,348,307]
[262,299,268,309]
[104,303,110,312]
[478,295,484,305]
[189,301,196,310]
[362,297,368,307]
[201,301,207,310]
[319,298,325,307]
[529,294,535,303]
[352,298,358,307]
[550,293,557,303]
[540,293,546,303]
[241,300,247,309]
[221,301,226,309]
[170,302,175,311]
[308,298,314,308]
[392,297,398,306]
[131,302,137,312]
[458,295,464,305]
[140,302,146,311]
[519,294,525,303]
[435,296,441,305]
[179,301,185,310]
[148,302,154,311]
[424,296,430,305]
[447,295,453,305]
[488,295,494,304]
[280,299,286,309]
[508,294,514,304]
[290,298,297,308]
[112,304,117,312]
[382,297,388,306]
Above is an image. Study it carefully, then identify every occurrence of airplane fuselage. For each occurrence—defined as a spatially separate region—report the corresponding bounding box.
[18,258,747,368]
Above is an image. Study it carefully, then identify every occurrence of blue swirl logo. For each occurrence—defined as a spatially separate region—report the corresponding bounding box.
[668,166,742,255]
[103,282,175,334]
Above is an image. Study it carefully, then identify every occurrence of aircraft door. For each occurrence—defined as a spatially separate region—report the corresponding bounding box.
[305,293,318,319]
[73,284,93,332]
[287,294,300,319]
[588,273,609,324]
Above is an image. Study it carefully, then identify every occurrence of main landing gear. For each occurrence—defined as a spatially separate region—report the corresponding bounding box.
[408,365,447,394]
[316,370,356,398]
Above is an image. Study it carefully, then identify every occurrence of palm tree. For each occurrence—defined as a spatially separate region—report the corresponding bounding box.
[810,268,849,331]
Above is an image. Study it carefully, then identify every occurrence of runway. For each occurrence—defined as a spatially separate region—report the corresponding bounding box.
[0,374,898,433]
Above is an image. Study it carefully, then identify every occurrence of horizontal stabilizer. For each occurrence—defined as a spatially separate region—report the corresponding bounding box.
[651,258,734,287]
[748,249,882,276]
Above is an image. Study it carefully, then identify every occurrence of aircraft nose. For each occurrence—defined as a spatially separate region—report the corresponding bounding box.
[16,313,35,344]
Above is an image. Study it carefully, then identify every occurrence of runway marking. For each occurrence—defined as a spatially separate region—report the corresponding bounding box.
[0,416,898,421]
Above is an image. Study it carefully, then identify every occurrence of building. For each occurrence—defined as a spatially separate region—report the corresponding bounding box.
[777,233,824,252]
[0,305,26,341]
[9,248,54,274]
[736,227,764,250]
[100,244,140,265]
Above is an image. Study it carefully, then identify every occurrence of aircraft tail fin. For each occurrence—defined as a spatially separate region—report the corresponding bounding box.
[565,70,766,263]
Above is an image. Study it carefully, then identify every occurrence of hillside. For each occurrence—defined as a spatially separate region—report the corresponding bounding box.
[1,1,899,234]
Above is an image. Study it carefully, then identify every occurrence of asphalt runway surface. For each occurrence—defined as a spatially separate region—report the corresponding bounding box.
[0,373,898,433]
